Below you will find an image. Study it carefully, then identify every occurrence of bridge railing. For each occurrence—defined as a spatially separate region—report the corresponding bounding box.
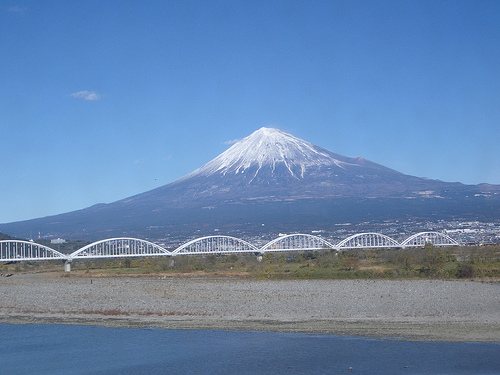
[0,240,67,261]
[69,238,172,259]
[401,232,459,248]
[173,236,259,255]
[260,234,337,253]
[337,233,401,249]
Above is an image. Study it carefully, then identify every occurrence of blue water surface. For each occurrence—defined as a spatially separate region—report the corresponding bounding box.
[0,324,499,374]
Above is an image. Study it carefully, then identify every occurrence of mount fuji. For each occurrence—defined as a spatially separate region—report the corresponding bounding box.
[2,127,500,240]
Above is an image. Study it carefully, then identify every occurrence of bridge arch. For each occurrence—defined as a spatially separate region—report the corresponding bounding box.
[0,240,67,262]
[69,238,171,259]
[260,234,337,253]
[401,232,459,248]
[336,233,400,249]
[173,236,259,255]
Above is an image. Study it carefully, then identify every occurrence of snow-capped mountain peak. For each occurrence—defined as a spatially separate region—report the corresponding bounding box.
[184,127,361,181]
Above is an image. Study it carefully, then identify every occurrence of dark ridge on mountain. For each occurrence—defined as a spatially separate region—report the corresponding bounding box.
[2,127,500,240]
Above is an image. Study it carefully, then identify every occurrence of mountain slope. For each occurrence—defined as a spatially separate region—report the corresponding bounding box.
[126,127,482,204]
[1,127,499,240]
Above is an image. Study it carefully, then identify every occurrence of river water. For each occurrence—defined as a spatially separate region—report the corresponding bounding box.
[1,324,499,374]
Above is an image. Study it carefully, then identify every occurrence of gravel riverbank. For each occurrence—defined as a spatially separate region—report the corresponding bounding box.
[1,273,499,342]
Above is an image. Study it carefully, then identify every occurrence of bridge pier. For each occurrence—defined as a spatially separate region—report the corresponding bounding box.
[64,259,72,272]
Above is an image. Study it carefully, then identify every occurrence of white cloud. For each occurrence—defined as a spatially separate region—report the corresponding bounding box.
[224,138,241,145]
[70,91,100,101]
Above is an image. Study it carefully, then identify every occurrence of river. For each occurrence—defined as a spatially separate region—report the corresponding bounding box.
[1,324,499,374]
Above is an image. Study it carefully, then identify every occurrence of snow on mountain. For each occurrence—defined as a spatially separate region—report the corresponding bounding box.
[153,126,492,205]
[180,127,392,183]
[154,127,430,203]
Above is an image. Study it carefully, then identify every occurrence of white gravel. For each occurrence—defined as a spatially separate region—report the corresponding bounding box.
[2,274,499,322]
[1,273,499,341]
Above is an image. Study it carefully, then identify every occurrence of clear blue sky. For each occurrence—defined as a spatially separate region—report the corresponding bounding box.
[1,0,499,223]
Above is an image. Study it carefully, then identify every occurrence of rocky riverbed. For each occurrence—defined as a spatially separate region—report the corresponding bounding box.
[1,273,499,342]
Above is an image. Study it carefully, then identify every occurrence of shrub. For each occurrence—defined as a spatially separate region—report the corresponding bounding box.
[420,245,446,277]
[340,257,360,271]
[456,262,477,279]
[394,250,415,271]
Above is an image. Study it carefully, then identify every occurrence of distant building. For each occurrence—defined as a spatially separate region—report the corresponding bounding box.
[51,238,66,244]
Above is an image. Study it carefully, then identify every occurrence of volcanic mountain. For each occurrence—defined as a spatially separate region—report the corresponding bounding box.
[2,127,500,239]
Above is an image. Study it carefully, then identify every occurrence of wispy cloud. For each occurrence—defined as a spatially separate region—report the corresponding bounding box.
[224,138,241,145]
[7,6,27,13]
[70,91,100,101]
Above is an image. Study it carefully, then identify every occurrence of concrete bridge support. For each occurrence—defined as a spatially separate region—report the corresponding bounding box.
[64,259,72,272]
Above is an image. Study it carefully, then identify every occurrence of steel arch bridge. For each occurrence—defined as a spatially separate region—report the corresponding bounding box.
[173,236,258,255]
[0,240,67,261]
[401,231,459,248]
[337,233,401,249]
[69,238,172,260]
[0,231,462,271]
[261,234,337,253]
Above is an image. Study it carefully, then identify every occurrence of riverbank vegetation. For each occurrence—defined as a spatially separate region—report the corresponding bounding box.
[4,244,499,280]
